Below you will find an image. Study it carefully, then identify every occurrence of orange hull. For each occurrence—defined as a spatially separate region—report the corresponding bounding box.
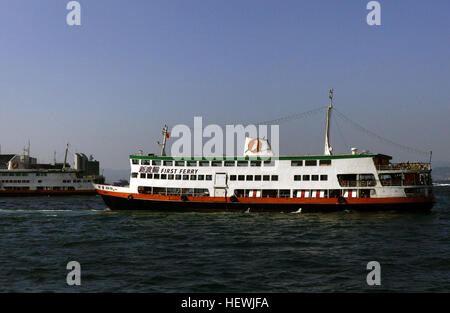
[96,189,435,211]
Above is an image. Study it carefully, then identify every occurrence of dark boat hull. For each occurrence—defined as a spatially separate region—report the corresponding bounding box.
[101,194,435,212]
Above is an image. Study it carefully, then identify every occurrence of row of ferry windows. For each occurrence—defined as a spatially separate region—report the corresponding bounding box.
[133,159,275,167]
[134,173,213,180]
[2,187,76,190]
[133,159,332,167]
[294,175,328,181]
[132,173,326,182]
[0,173,48,177]
[132,173,280,181]
[135,187,374,198]
[1,179,87,184]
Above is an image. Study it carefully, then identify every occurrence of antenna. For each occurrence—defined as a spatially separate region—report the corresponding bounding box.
[157,125,170,156]
[63,143,69,170]
[324,89,334,155]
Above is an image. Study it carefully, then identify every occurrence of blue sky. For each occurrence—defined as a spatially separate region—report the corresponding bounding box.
[0,0,449,170]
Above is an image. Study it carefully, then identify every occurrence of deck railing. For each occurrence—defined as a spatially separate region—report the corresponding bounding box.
[376,163,431,171]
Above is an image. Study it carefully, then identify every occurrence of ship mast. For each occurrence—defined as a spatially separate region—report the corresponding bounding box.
[157,125,169,156]
[324,89,333,156]
[63,143,69,170]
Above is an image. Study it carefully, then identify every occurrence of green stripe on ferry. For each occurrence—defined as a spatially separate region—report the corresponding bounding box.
[129,154,388,161]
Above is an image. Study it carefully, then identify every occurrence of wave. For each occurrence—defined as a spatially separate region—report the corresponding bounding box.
[433,183,450,186]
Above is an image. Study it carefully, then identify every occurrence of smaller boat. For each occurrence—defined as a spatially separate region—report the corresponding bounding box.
[0,144,104,196]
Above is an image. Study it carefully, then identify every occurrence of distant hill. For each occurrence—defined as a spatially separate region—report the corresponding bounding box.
[432,167,450,181]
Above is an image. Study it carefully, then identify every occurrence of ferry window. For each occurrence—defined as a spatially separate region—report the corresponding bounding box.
[250,160,261,167]
[199,161,210,167]
[175,174,181,180]
[305,160,317,166]
[168,174,174,180]
[211,161,222,167]
[291,160,303,166]
[271,175,278,181]
[206,175,212,181]
[246,175,253,181]
[319,160,331,166]
[140,173,146,179]
[154,174,160,179]
[279,190,290,198]
[161,174,167,179]
[224,161,235,167]
[337,174,357,187]
[312,175,319,181]
[147,174,152,179]
[329,190,341,198]
[190,175,196,180]
[237,161,248,167]
[138,186,152,194]
[360,189,372,198]
[175,161,185,166]
[263,160,275,166]
[294,175,301,181]
[359,174,376,187]
[153,187,166,195]
[163,160,173,166]
[183,175,189,180]
[186,161,197,167]
[320,175,328,181]
[194,189,209,196]
[262,189,277,198]
[167,188,180,195]
[132,159,139,165]
[142,160,150,165]
[379,173,402,186]
[131,173,138,178]
[254,175,261,181]
[152,160,161,166]
[303,175,310,181]
[198,175,205,180]
[38,180,42,183]
[230,175,236,181]
[238,175,245,181]
[263,175,270,181]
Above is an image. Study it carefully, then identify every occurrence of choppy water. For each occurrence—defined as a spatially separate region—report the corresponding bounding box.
[0,187,449,292]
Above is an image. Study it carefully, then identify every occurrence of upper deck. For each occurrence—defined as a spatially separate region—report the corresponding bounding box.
[129,153,382,161]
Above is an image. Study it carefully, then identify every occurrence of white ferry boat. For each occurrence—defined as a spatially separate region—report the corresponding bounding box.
[0,145,104,196]
[95,94,435,212]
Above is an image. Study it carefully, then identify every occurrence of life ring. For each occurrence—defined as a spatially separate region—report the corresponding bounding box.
[230,195,238,203]
[127,194,134,200]
[11,162,18,169]
[181,195,188,202]
[247,138,262,153]
[338,195,346,204]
